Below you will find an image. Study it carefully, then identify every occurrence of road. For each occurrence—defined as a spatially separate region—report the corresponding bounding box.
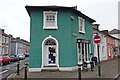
[0,57,29,80]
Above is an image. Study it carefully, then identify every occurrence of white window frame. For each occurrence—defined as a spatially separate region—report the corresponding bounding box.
[6,37,9,43]
[43,11,58,29]
[2,36,5,43]
[78,17,85,33]
[0,35,2,44]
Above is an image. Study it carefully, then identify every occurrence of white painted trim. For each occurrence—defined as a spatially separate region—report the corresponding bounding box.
[77,43,82,64]
[42,67,59,70]
[84,43,85,61]
[29,68,41,72]
[77,43,79,63]
[78,17,85,33]
[89,44,91,53]
[80,43,82,62]
[43,11,58,29]
[16,43,18,55]
[87,44,89,61]
[29,66,78,72]
[59,66,78,71]
[42,35,59,68]
[43,26,58,29]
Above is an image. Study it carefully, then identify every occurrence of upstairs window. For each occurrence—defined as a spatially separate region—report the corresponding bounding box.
[2,36,5,43]
[6,37,9,43]
[78,17,85,33]
[43,11,58,29]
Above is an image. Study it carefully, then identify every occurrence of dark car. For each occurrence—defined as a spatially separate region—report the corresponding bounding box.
[25,53,29,57]
[10,55,20,62]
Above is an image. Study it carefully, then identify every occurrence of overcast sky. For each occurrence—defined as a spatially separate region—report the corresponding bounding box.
[0,0,119,41]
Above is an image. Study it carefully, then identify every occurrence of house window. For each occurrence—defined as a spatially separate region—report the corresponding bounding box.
[2,36,5,43]
[43,11,58,29]
[78,17,85,33]
[6,37,9,43]
[0,35,2,43]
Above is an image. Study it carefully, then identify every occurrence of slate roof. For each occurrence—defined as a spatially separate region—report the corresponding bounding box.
[25,5,96,23]
[109,29,120,34]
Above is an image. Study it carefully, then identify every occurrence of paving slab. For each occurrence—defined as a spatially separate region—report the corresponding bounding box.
[6,59,119,80]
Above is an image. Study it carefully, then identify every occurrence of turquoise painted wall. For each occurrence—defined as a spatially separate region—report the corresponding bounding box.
[70,12,94,66]
[29,8,94,68]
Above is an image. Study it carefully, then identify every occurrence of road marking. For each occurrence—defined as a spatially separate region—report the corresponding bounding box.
[0,70,8,75]
[115,74,120,79]
[7,74,14,80]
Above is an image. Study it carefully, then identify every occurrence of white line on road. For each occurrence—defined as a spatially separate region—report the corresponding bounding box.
[0,70,8,75]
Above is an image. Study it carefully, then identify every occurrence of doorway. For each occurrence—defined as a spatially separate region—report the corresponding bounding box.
[42,36,59,67]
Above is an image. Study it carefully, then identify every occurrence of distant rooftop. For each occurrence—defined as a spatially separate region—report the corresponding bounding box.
[109,29,120,34]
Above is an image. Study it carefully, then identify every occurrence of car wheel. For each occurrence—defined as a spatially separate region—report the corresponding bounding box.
[0,63,3,66]
[8,61,10,64]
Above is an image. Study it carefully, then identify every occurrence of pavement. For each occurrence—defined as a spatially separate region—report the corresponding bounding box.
[5,58,120,80]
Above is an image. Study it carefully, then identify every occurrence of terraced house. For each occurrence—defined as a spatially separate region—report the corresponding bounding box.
[25,5,96,71]
[11,37,29,56]
[92,24,108,61]
[0,28,2,56]
[0,29,12,56]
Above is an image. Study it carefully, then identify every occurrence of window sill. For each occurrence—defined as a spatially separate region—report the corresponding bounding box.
[43,26,58,30]
[79,31,85,34]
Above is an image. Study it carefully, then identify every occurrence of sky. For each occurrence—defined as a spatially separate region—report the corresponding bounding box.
[0,0,119,41]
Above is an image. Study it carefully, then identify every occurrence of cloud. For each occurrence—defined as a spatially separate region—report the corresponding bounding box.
[0,0,30,41]
[0,12,30,41]
[0,0,119,41]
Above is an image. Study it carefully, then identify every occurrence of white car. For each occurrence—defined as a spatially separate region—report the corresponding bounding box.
[17,54,25,60]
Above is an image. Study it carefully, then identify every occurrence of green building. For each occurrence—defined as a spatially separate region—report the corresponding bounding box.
[25,6,96,71]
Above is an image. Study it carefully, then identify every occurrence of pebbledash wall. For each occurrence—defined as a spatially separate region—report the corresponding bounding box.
[25,6,95,71]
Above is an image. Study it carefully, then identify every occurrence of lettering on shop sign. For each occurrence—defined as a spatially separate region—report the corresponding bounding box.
[77,39,90,44]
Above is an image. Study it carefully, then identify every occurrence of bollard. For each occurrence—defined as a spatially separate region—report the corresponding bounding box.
[78,64,82,80]
[17,61,20,75]
[24,63,28,80]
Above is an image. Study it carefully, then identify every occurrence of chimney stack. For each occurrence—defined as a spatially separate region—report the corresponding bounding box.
[92,24,100,30]
[2,29,4,33]
[16,37,20,39]
[72,6,77,10]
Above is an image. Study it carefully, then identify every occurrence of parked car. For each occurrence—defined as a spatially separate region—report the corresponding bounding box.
[3,55,12,62]
[25,53,29,57]
[10,55,20,62]
[17,54,25,60]
[0,55,12,66]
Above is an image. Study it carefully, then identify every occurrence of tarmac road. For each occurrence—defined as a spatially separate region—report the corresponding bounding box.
[0,57,29,80]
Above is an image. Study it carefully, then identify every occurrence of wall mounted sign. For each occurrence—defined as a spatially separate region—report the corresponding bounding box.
[77,39,90,44]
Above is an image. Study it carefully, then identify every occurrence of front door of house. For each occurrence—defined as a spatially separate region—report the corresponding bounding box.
[43,38,57,67]
[46,46,56,65]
